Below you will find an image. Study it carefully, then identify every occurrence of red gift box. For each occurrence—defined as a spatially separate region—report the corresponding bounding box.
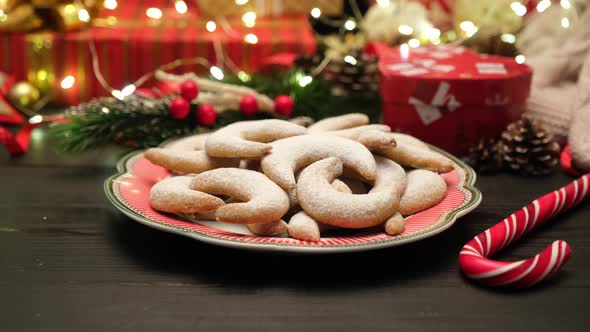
[378,45,532,155]
[0,0,315,105]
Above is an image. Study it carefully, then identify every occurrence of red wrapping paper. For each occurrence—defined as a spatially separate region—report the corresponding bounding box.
[0,0,315,105]
[379,45,532,155]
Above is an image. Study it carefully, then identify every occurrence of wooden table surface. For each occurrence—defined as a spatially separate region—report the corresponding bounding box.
[1,128,589,332]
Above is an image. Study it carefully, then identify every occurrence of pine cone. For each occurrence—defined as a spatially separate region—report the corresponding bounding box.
[499,118,560,176]
[465,138,503,174]
[325,49,379,96]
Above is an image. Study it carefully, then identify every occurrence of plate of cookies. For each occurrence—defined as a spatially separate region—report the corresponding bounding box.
[105,113,481,253]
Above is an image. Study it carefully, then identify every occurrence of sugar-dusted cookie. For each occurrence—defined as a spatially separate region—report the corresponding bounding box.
[399,169,447,216]
[384,212,405,236]
[261,135,377,189]
[150,176,225,213]
[287,211,321,242]
[360,133,454,173]
[165,133,210,150]
[297,156,406,228]
[144,149,239,174]
[247,220,288,236]
[308,113,369,133]
[190,168,289,224]
[205,119,307,158]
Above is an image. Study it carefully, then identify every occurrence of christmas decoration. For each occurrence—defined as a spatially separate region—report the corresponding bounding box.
[7,81,41,109]
[0,0,99,32]
[0,73,25,125]
[499,118,560,176]
[464,138,503,174]
[325,48,378,96]
[169,97,191,119]
[273,95,294,117]
[180,80,199,102]
[196,104,217,126]
[239,94,259,117]
[379,44,532,155]
[460,173,589,288]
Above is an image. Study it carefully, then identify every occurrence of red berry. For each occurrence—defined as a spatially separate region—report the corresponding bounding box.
[180,80,199,101]
[197,104,217,126]
[239,94,258,117]
[274,95,295,117]
[169,97,190,119]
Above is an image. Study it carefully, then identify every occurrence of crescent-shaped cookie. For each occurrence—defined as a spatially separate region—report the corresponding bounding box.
[144,149,239,174]
[399,169,447,216]
[384,212,405,236]
[287,211,321,242]
[308,113,369,133]
[190,168,289,224]
[150,176,225,213]
[165,133,210,150]
[360,133,454,173]
[205,119,307,158]
[323,125,396,149]
[261,135,377,189]
[296,156,406,228]
[247,220,288,236]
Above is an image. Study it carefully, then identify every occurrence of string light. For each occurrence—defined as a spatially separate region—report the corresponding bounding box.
[298,76,313,87]
[424,28,441,40]
[501,33,516,44]
[238,71,251,82]
[235,0,249,5]
[400,43,409,60]
[536,0,552,12]
[459,20,478,37]
[121,84,136,97]
[101,107,110,114]
[560,0,572,9]
[112,90,123,100]
[104,0,118,10]
[175,1,188,15]
[242,11,256,28]
[29,115,43,124]
[146,8,163,19]
[398,25,414,36]
[561,17,570,28]
[344,19,356,31]
[210,66,224,80]
[515,55,526,64]
[206,21,217,32]
[244,33,258,44]
[310,8,321,18]
[78,9,90,22]
[60,75,75,89]
[408,38,421,48]
[376,0,391,7]
[510,2,527,17]
[64,4,76,14]
[343,55,357,66]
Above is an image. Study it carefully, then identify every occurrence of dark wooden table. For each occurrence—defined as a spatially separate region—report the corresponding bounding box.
[1,128,589,332]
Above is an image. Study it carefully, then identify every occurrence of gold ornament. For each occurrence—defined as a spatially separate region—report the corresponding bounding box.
[7,81,41,108]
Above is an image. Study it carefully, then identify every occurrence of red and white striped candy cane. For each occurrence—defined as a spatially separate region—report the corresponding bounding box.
[459,174,590,288]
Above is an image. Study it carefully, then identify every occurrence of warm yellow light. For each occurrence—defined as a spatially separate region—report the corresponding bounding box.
[78,9,90,22]
[244,33,258,44]
[344,19,356,31]
[146,7,163,19]
[459,20,478,37]
[238,71,251,82]
[206,21,217,32]
[64,4,76,14]
[398,25,414,35]
[343,55,357,65]
[560,0,572,9]
[511,2,527,17]
[501,33,516,44]
[175,1,188,14]
[408,38,421,48]
[299,75,312,87]
[104,0,118,10]
[561,17,570,28]
[112,90,123,100]
[400,43,409,60]
[235,0,249,5]
[536,0,551,12]
[515,55,526,64]
[377,0,391,7]
[210,66,224,80]
[424,28,441,40]
[242,11,256,28]
[29,115,43,124]
[121,84,136,97]
[37,70,48,81]
[310,8,321,18]
[60,75,75,89]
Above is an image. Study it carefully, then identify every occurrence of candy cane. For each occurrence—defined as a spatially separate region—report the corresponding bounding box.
[459,174,590,288]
